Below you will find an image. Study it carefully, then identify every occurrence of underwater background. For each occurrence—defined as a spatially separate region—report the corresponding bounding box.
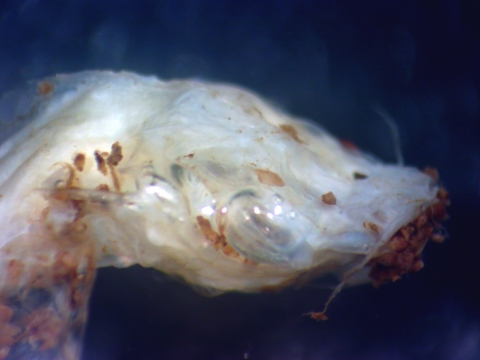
[0,1,479,359]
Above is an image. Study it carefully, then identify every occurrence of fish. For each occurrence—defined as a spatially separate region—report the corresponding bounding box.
[0,71,448,359]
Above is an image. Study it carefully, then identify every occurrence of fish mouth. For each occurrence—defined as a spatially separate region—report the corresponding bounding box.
[368,186,449,287]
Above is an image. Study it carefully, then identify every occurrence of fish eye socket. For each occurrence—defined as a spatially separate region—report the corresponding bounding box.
[224,191,305,264]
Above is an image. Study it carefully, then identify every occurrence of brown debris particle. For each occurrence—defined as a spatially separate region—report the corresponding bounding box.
[96,184,110,192]
[280,124,304,144]
[375,252,398,267]
[436,188,450,207]
[254,169,285,187]
[353,172,368,180]
[70,221,87,233]
[6,259,24,286]
[106,141,123,166]
[0,238,96,358]
[0,305,13,323]
[183,153,195,158]
[424,167,439,181]
[104,142,123,192]
[415,214,428,228]
[197,216,220,245]
[389,236,409,252]
[196,216,224,246]
[51,249,95,308]
[305,312,328,321]
[0,304,19,351]
[368,186,450,286]
[411,258,425,272]
[400,226,415,240]
[222,244,240,258]
[52,251,78,283]
[430,232,446,243]
[73,153,86,172]
[37,81,53,96]
[340,139,358,151]
[363,221,380,233]
[243,258,258,266]
[23,308,64,351]
[94,150,108,175]
[0,320,21,349]
[321,191,337,205]
[196,216,244,260]
[70,199,86,215]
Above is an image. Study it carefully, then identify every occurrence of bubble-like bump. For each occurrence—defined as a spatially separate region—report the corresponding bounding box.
[224,191,310,264]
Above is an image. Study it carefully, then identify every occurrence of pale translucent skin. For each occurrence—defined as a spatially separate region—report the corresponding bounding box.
[0,71,442,357]
[0,71,441,289]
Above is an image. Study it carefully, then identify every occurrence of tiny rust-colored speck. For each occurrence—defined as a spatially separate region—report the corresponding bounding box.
[70,199,85,213]
[254,169,285,187]
[0,321,21,348]
[363,221,380,233]
[196,216,223,246]
[376,252,398,267]
[415,214,428,228]
[52,251,78,282]
[184,153,194,158]
[305,312,328,321]
[70,221,87,233]
[196,216,244,260]
[23,308,63,351]
[411,258,425,272]
[340,139,358,151]
[7,259,24,285]
[107,142,123,166]
[96,184,110,192]
[106,142,123,192]
[0,346,10,359]
[94,151,108,175]
[321,191,336,205]
[243,258,258,266]
[400,226,415,240]
[280,124,304,144]
[389,236,409,252]
[0,305,13,323]
[222,244,240,258]
[430,232,445,243]
[37,81,53,96]
[73,153,86,172]
[424,167,439,181]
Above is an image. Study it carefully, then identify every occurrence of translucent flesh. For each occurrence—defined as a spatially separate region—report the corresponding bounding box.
[0,71,445,357]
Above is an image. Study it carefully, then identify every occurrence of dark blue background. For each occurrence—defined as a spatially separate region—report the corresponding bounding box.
[0,1,479,359]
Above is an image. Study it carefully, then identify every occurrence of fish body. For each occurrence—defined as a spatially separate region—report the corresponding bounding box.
[0,71,448,358]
